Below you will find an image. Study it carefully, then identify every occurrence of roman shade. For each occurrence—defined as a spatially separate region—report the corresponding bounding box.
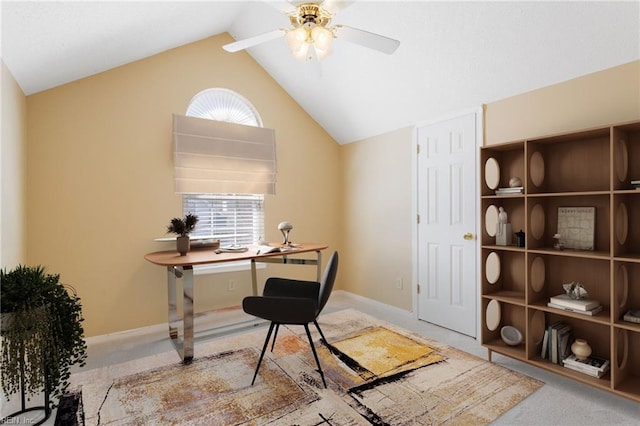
[173,114,276,194]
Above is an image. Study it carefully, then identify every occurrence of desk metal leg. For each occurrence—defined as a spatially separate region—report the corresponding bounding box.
[316,250,322,282]
[166,265,194,364]
[182,266,194,362]
[251,259,258,296]
[167,266,179,340]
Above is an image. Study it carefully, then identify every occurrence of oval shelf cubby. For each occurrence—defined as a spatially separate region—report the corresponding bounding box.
[615,202,628,246]
[530,151,545,187]
[485,205,499,237]
[530,256,545,293]
[485,252,501,284]
[485,157,500,190]
[615,139,628,183]
[616,264,629,308]
[486,299,501,331]
[617,328,629,370]
[530,204,545,240]
[531,310,546,345]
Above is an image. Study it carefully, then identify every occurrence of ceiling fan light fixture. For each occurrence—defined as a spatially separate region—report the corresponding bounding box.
[286,26,309,53]
[311,25,333,52]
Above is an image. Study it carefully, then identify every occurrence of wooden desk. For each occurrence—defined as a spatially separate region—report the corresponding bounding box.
[144,243,328,363]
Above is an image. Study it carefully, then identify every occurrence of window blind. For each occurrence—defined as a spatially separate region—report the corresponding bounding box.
[173,114,276,194]
[184,194,264,246]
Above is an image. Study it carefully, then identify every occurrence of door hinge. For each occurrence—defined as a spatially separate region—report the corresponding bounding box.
[417,144,420,154]
[417,214,420,224]
[417,284,420,294]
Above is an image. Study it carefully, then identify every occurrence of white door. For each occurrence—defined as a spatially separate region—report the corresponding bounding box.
[417,112,478,337]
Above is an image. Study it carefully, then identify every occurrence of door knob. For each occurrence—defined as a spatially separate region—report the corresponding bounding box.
[463,233,474,240]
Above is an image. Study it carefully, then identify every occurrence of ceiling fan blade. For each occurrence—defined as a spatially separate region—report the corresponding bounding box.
[263,1,297,14]
[320,0,356,14]
[334,25,400,55]
[223,29,286,53]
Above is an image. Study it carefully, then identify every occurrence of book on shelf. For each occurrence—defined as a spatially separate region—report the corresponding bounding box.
[548,321,571,364]
[563,362,608,378]
[631,179,640,185]
[563,354,610,378]
[563,354,610,372]
[623,310,640,324]
[495,187,523,195]
[549,294,600,311]
[547,302,603,316]
[558,328,573,362]
[541,330,549,359]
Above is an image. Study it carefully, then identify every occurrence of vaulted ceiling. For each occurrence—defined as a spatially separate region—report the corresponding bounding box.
[2,1,639,144]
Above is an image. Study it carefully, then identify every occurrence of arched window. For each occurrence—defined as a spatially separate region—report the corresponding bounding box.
[186,88,263,127]
[181,89,267,247]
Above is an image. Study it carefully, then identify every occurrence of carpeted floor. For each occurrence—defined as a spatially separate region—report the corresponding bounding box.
[69,309,542,425]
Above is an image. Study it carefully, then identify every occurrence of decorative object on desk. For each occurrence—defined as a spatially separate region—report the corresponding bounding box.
[515,229,525,247]
[500,325,523,346]
[278,221,293,246]
[166,213,199,256]
[552,233,564,250]
[563,281,589,300]
[509,177,522,188]
[496,206,512,246]
[556,207,595,251]
[0,265,87,423]
[623,310,640,324]
[570,339,592,361]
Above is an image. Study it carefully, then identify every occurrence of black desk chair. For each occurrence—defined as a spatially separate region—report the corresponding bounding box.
[242,251,339,388]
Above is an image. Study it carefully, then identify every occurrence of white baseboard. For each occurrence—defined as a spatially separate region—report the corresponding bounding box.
[330,290,414,321]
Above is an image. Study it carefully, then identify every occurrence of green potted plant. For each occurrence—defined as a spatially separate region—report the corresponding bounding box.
[167,213,199,255]
[0,265,87,422]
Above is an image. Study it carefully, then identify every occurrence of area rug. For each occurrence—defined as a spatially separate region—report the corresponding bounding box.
[69,309,542,425]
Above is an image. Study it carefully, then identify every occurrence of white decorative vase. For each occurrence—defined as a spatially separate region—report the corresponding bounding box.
[571,339,592,360]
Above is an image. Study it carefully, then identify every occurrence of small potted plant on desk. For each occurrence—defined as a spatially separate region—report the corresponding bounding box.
[167,213,199,256]
[0,265,87,425]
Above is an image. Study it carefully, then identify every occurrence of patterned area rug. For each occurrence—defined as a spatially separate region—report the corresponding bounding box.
[70,309,542,425]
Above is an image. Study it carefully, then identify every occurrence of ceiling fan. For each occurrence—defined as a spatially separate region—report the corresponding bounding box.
[222,1,400,62]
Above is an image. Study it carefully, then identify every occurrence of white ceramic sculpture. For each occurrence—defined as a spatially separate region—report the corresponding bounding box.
[496,207,511,246]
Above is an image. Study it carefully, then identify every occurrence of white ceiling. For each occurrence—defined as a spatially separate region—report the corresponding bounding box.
[2,1,639,144]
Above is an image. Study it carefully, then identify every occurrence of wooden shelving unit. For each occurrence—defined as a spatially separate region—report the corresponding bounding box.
[480,120,640,403]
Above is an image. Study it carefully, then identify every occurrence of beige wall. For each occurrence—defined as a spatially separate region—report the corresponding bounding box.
[12,34,640,336]
[485,60,640,145]
[337,60,640,314]
[1,61,27,268]
[25,34,342,336]
[340,127,414,311]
